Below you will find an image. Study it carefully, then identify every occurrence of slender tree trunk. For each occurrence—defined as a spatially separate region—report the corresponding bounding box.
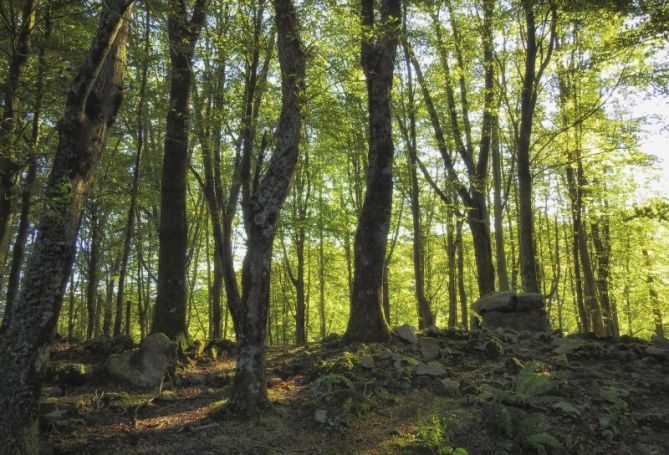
[228,0,306,415]
[86,207,101,340]
[0,0,36,275]
[153,0,206,349]
[115,5,150,338]
[0,2,134,449]
[318,185,326,339]
[491,109,509,291]
[446,205,457,329]
[345,0,401,343]
[643,249,665,338]
[456,220,468,330]
[516,0,555,293]
[2,6,51,327]
[401,32,433,329]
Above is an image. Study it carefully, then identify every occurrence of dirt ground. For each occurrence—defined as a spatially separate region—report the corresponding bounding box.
[40,328,669,454]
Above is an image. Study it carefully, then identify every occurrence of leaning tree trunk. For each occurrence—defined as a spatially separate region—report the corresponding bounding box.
[345,0,401,343]
[153,0,206,349]
[227,0,306,415]
[0,2,134,451]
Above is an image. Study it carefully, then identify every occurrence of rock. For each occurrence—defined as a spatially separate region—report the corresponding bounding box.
[473,292,549,332]
[359,355,375,369]
[415,361,447,377]
[105,333,177,388]
[552,339,581,355]
[418,337,441,361]
[483,339,504,359]
[439,378,460,396]
[645,345,669,361]
[376,349,393,361]
[394,324,418,344]
[46,362,90,386]
[189,373,208,385]
[205,339,238,357]
[314,409,328,424]
[321,333,341,345]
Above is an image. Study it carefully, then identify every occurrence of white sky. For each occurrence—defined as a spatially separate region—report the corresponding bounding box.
[634,94,669,199]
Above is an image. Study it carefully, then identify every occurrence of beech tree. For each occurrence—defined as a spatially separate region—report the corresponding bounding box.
[0,0,135,450]
[344,0,402,343]
[153,0,207,349]
[227,0,306,414]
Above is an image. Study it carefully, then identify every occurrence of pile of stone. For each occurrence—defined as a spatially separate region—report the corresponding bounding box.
[473,291,549,332]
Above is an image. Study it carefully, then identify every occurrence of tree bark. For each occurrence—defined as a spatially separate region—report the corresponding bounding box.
[345,0,401,343]
[0,0,36,275]
[86,207,102,340]
[115,4,150,338]
[0,2,134,450]
[2,5,51,327]
[227,0,306,415]
[153,0,206,349]
[516,0,556,293]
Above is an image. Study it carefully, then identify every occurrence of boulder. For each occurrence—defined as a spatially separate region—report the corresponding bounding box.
[394,324,418,344]
[418,337,441,361]
[415,361,447,377]
[105,333,177,388]
[473,292,549,332]
[359,355,375,369]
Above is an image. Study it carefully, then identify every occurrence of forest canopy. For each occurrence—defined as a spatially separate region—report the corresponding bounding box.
[0,0,668,451]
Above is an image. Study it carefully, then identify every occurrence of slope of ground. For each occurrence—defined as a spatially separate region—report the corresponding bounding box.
[40,327,669,454]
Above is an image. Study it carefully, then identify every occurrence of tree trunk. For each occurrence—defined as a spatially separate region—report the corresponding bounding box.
[0,0,36,275]
[115,4,150,338]
[318,185,326,339]
[456,220,468,330]
[153,0,206,349]
[491,108,509,291]
[643,249,665,338]
[2,6,51,329]
[345,0,401,343]
[86,207,102,340]
[0,2,134,450]
[516,0,555,293]
[228,0,306,415]
[401,31,434,329]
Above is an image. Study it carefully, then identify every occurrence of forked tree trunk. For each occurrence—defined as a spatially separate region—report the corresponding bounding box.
[345,0,401,343]
[153,0,206,349]
[227,0,306,415]
[0,2,134,450]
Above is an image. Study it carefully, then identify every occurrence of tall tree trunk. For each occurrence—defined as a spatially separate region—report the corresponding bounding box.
[516,0,555,293]
[456,220,468,330]
[643,249,665,338]
[491,108,509,291]
[401,26,433,329]
[2,5,51,327]
[115,4,150,338]
[0,2,134,450]
[318,185,326,339]
[0,0,36,274]
[228,0,306,415]
[86,207,102,340]
[153,0,206,349]
[345,0,401,343]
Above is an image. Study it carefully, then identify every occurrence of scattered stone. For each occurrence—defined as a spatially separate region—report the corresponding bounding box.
[321,333,341,346]
[189,373,208,385]
[105,333,177,388]
[415,361,447,377]
[473,292,549,332]
[418,337,441,361]
[394,324,418,344]
[376,349,393,361]
[483,339,504,359]
[314,409,328,424]
[359,355,375,369]
[439,378,460,396]
[553,339,582,355]
[645,345,669,361]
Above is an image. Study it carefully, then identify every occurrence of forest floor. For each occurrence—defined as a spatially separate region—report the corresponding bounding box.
[40,327,669,455]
